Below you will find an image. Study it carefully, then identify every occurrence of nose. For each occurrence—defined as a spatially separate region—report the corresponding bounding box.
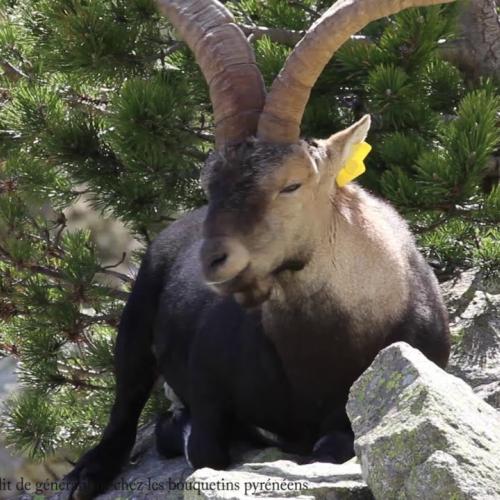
[200,237,250,285]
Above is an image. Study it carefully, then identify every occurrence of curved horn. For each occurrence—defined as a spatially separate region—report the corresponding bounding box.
[257,0,455,143]
[157,0,266,148]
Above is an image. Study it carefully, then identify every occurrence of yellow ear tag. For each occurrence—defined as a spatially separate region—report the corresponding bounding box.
[336,142,372,187]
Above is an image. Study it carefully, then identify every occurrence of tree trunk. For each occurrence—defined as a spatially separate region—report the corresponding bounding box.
[442,0,500,81]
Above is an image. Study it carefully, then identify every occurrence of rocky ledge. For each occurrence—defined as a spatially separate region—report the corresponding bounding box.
[22,268,500,499]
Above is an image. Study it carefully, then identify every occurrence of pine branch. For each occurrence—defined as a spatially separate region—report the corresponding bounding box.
[50,373,112,392]
[241,24,304,45]
[1,61,28,82]
[98,253,134,284]
[182,125,214,142]
[413,214,450,234]
[164,41,183,56]
[288,0,321,19]
[65,96,110,115]
[412,207,499,234]
[0,245,130,301]
[241,24,371,46]
[80,311,120,327]
[99,270,132,284]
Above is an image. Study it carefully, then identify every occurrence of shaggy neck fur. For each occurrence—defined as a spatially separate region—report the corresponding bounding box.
[263,184,411,335]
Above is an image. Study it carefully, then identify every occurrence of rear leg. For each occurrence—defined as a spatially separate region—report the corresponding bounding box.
[184,341,234,469]
[156,403,230,469]
[187,409,231,469]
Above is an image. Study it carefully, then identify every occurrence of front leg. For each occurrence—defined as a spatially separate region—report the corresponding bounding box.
[64,274,158,499]
[187,405,231,469]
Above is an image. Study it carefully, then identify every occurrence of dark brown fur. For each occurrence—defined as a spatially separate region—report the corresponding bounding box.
[65,131,449,499]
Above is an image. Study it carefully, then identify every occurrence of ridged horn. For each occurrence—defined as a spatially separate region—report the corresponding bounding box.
[257,0,455,144]
[156,0,266,148]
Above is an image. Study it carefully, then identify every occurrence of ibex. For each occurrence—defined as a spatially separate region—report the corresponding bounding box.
[67,0,452,497]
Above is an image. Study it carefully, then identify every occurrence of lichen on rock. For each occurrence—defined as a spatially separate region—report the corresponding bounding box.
[346,342,500,499]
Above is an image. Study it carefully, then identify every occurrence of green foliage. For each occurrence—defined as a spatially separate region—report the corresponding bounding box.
[381,85,500,208]
[377,5,458,70]
[0,0,498,462]
[229,0,315,31]
[254,36,290,86]
[3,390,61,459]
[16,0,161,79]
[420,59,464,111]
[418,218,500,277]
[367,64,417,127]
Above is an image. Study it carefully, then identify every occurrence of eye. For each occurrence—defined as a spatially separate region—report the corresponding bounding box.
[280,183,302,194]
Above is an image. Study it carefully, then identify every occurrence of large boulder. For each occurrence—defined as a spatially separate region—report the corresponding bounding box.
[441,268,500,408]
[346,342,500,499]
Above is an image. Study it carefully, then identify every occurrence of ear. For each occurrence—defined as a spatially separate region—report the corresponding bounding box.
[323,114,371,176]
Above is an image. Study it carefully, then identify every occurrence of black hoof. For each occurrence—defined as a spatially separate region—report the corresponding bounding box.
[61,443,128,500]
[187,426,230,470]
[311,431,355,464]
[155,409,191,459]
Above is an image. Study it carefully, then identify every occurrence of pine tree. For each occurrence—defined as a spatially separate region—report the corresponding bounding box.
[0,0,498,461]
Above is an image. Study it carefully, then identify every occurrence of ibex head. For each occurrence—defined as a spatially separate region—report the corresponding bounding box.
[157,0,453,307]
